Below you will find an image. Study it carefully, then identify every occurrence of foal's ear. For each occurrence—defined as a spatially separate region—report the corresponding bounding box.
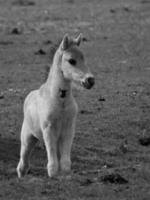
[60,34,70,51]
[74,33,82,46]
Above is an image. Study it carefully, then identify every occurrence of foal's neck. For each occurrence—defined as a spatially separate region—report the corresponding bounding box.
[45,51,72,99]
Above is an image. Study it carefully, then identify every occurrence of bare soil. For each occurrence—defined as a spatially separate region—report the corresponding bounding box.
[0,0,150,199]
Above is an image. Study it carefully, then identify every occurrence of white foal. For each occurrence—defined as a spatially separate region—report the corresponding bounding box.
[17,34,95,178]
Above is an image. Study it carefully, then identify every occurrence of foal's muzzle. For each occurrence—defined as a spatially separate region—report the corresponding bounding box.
[82,76,95,89]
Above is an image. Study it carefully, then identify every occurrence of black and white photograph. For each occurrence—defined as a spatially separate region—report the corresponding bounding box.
[0,0,150,199]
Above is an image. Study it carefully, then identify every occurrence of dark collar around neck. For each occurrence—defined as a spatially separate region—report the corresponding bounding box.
[59,88,67,98]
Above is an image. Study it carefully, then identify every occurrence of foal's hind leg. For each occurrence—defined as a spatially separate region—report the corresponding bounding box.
[17,122,38,178]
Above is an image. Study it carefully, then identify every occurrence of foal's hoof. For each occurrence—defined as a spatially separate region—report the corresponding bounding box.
[47,163,58,178]
[17,161,29,178]
[60,160,71,173]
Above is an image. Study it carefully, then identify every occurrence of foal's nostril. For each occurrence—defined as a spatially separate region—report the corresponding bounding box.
[82,77,95,89]
[87,77,95,87]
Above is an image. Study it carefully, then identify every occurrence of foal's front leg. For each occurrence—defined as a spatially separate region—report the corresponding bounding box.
[42,123,59,177]
[59,119,76,173]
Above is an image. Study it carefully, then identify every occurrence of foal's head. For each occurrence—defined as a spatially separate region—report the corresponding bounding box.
[55,34,95,89]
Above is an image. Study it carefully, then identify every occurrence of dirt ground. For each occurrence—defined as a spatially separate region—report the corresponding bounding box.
[0,0,150,199]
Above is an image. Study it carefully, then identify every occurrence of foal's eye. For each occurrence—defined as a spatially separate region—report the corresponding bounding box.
[68,58,77,66]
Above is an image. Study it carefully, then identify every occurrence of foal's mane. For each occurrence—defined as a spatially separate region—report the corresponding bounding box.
[44,40,60,81]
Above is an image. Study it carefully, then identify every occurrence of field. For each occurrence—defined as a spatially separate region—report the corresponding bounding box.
[0,0,150,199]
